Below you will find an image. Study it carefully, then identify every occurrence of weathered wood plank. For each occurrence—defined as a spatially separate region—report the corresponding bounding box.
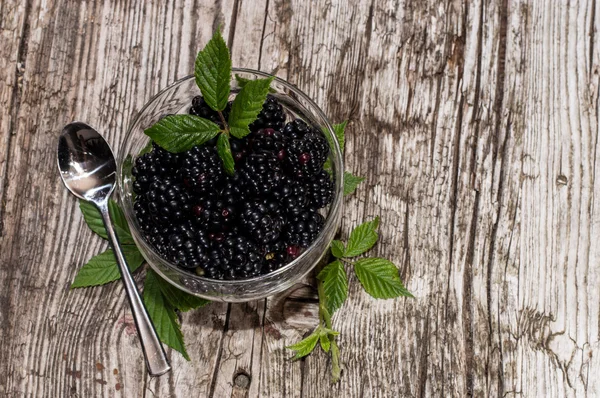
[0,0,234,396]
[2,0,600,397]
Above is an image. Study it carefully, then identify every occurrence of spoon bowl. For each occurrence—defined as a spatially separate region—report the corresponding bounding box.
[57,122,171,377]
[57,122,116,202]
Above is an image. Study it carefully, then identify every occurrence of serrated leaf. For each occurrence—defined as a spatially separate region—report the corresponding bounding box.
[235,74,276,93]
[333,121,347,153]
[144,270,190,360]
[287,330,320,360]
[194,30,231,111]
[354,258,413,299]
[331,339,341,383]
[156,276,210,312]
[330,240,345,258]
[228,77,274,138]
[343,171,365,196]
[217,134,235,175]
[319,332,331,352]
[79,200,134,244]
[71,246,145,288]
[138,140,154,156]
[345,217,379,257]
[317,260,348,314]
[144,115,220,153]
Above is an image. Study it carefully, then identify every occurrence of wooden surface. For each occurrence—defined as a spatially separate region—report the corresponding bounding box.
[1,0,600,396]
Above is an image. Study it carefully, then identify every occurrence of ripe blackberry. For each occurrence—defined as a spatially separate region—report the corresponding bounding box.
[285,210,325,248]
[220,173,248,206]
[285,132,329,178]
[272,176,309,215]
[306,170,334,209]
[166,225,212,269]
[191,194,237,232]
[200,236,264,280]
[240,200,285,244]
[251,128,286,159]
[282,118,312,140]
[179,145,224,196]
[189,96,232,126]
[151,142,180,171]
[250,96,286,131]
[134,198,153,233]
[145,178,191,224]
[261,240,290,273]
[240,151,283,196]
[132,152,165,195]
[230,137,250,163]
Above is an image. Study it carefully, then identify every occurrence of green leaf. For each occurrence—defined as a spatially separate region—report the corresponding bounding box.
[144,115,220,153]
[235,74,276,93]
[317,260,348,314]
[323,121,347,171]
[71,246,145,288]
[345,217,379,257]
[138,140,154,156]
[330,338,341,383]
[354,258,413,299]
[228,77,274,138]
[79,200,134,244]
[343,171,365,196]
[287,330,320,360]
[319,332,331,353]
[330,240,345,258]
[194,29,231,111]
[144,270,190,360]
[333,121,347,153]
[217,134,235,175]
[156,275,210,312]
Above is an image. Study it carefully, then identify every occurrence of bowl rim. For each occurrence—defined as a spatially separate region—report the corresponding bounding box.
[118,68,344,287]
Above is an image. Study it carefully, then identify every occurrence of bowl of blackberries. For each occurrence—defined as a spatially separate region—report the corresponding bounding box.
[118,69,343,302]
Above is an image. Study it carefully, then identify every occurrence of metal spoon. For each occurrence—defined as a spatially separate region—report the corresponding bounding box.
[57,122,171,377]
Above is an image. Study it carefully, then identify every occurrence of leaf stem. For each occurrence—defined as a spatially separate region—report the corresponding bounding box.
[340,258,355,267]
[218,111,229,135]
[318,278,341,383]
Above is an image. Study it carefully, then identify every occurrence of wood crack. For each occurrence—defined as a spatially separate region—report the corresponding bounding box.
[463,190,480,397]
[208,305,232,398]
[486,0,509,395]
[0,0,32,237]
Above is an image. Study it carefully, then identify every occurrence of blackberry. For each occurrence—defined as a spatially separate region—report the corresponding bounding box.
[285,132,329,178]
[251,128,286,159]
[306,170,334,209]
[249,96,286,131]
[191,194,237,232]
[240,200,285,244]
[285,210,325,248]
[189,96,232,126]
[220,173,248,206]
[165,224,212,269]
[134,198,153,233]
[151,142,180,171]
[200,236,264,280]
[230,137,250,163]
[179,145,224,196]
[272,176,309,215]
[145,178,191,224]
[132,152,165,194]
[261,240,290,273]
[282,118,312,140]
[240,151,283,196]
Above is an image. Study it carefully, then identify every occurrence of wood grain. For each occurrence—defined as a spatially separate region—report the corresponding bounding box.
[1,0,600,396]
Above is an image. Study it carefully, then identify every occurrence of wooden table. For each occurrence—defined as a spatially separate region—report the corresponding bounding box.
[1,0,599,396]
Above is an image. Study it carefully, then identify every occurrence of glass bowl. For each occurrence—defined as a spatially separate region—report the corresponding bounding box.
[118,69,343,302]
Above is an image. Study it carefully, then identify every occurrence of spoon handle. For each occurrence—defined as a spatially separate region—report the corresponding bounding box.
[97,202,171,377]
